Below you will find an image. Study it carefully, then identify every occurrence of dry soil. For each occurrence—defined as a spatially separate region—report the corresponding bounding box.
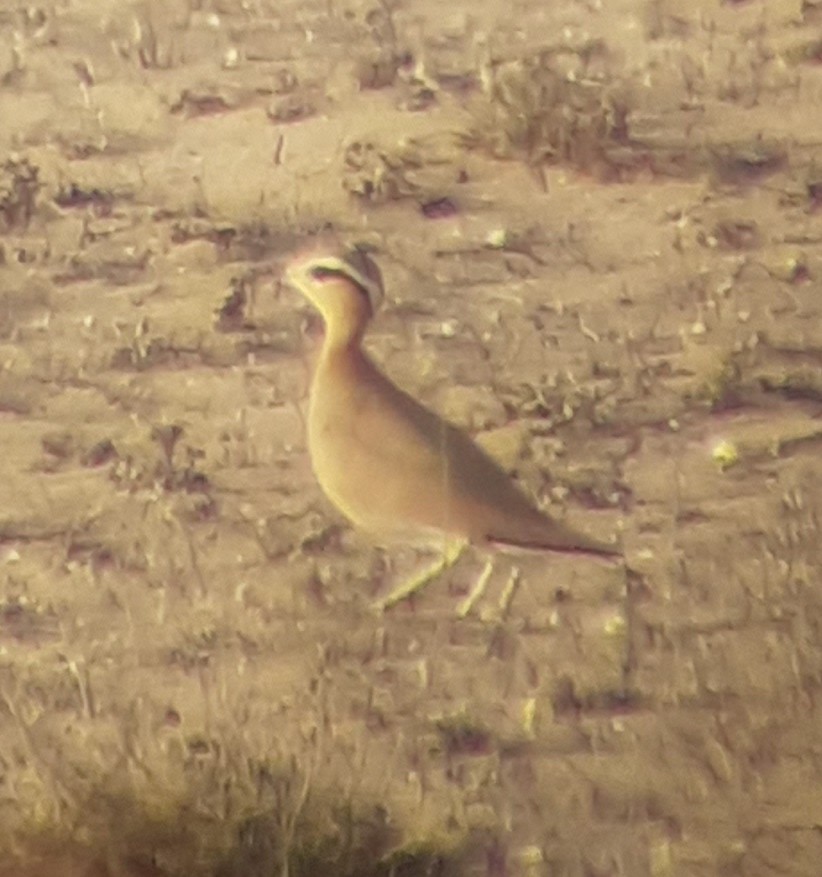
[1,1,822,875]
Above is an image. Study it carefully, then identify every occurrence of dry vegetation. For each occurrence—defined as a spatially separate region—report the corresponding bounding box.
[0,0,821,875]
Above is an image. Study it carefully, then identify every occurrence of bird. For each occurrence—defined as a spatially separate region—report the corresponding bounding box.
[285,243,621,609]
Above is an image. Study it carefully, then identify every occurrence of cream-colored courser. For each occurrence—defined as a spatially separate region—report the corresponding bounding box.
[286,245,620,609]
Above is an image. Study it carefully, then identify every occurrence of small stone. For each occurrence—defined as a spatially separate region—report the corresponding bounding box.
[485,228,508,248]
[711,439,739,470]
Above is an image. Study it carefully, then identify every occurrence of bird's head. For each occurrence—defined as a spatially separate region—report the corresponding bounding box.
[285,245,384,337]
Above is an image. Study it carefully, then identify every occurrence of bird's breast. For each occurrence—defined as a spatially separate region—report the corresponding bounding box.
[305,349,463,541]
[306,353,378,524]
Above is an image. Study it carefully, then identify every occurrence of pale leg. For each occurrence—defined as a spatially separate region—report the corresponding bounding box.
[374,540,467,611]
[457,562,522,621]
[455,558,494,618]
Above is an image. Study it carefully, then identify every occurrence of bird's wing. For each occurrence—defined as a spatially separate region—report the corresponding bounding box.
[345,361,541,513]
[345,362,620,556]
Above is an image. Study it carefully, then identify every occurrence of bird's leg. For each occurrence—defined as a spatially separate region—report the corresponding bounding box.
[455,558,494,618]
[457,560,523,620]
[497,565,522,618]
[374,540,467,611]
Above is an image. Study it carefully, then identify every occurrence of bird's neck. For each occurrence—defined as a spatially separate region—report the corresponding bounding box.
[312,339,376,420]
[317,305,369,354]
[317,291,370,351]
[317,335,370,378]
[321,320,366,351]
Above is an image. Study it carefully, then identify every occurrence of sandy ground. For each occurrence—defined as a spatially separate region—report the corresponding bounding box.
[1,0,821,874]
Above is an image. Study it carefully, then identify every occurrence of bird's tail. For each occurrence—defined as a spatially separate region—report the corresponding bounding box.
[486,512,621,557]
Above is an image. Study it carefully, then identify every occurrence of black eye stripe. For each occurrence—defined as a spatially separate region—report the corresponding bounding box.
[309,265,346,281]
[309,265,371,299]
